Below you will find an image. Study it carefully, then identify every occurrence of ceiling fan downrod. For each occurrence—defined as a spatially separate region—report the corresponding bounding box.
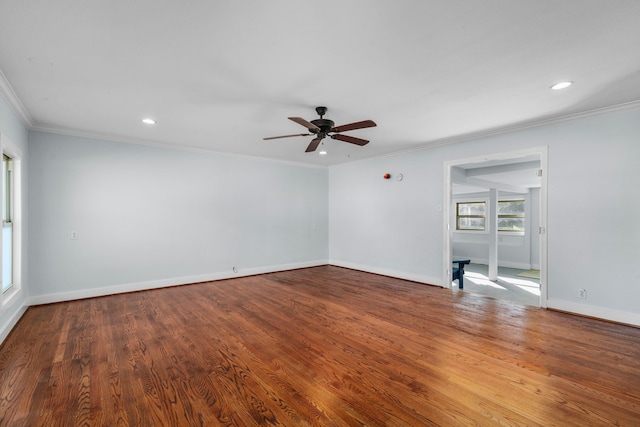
[315,106,328,118]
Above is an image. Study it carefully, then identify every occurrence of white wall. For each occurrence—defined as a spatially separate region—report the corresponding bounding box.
[329,153,445,285]
[28,131,328,303]
[4,98,640,339]
[329,107,640,325]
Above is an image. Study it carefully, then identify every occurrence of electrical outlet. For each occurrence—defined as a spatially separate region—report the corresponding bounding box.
[578,289,587,299]
[71,231,78,240]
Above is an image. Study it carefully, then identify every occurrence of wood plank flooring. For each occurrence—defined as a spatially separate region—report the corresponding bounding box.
[1,266,640,426]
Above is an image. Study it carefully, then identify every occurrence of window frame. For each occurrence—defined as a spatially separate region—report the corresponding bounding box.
[2,154,13,294]
[454,197,526,234]
[455,201,487,232]
[0,133,22,312]
[497,199,526,233]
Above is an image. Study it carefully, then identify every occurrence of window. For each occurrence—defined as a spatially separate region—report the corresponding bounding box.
[456,201,486,231]
[2,154,13,293]
[1,134,21,307]
[498,199,525,232]
[456,199,525,232]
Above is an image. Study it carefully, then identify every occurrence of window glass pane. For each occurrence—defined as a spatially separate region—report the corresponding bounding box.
[2,224,11,292]
[498,200,524,215]
[458,217,485,231]
[498,217,525,232]
[2,157,6,222]
[457,202,485,215]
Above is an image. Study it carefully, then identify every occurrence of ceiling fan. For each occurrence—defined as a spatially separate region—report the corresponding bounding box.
[263,106,377,152]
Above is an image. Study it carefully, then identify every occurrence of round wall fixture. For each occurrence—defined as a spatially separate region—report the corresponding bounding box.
[396,173,403,181]
[384,173,391,179]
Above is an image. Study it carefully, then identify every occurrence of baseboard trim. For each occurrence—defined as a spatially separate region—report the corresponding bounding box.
[329,260,443,287]
[0,303,29,344]
[28,260,328,306]
[18,263,640,332]
[547,299,640,327]
[502,261,533,270]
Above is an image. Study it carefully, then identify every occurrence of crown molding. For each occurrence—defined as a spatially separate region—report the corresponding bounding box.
[330,98,640,168]
[4,60,639,170]
[0,69,33,128]
[32,97,640,170]
[30,123,328,170]
[432,99,640,147]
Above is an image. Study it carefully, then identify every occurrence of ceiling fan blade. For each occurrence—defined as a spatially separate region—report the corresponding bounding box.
[289,117,320,131]
[331,134,369,146]
[331,119,377,133]
[305,137,323,152]
[263,133,310,140]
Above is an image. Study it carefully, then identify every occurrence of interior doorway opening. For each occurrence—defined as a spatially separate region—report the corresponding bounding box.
[443,147,548,307]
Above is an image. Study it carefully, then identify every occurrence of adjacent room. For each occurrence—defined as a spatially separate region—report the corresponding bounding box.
[1,1,639,425]
[450,155,543,307]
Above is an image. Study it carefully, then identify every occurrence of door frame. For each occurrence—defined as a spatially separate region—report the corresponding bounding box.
[442,146,548,307]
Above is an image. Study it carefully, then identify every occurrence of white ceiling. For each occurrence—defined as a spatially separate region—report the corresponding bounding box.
[1,1,639,166]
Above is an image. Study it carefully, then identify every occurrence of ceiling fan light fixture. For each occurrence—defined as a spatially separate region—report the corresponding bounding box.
[319,141,327,155]
[550,81,573,90]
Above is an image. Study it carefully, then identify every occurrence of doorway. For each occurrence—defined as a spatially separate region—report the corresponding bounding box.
[442,147,548,307]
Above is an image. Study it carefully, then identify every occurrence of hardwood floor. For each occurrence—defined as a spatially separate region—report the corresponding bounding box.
[1,266,639,426]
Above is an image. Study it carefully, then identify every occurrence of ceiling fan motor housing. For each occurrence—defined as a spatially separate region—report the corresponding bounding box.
[310,118,335,134]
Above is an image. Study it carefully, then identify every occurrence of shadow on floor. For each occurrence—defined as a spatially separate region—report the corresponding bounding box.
[452,263,540,307]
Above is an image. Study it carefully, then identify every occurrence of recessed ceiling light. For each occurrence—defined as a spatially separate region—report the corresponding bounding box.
[319,150,328,155]
[142,118,156,125]
[550,81,573,90]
